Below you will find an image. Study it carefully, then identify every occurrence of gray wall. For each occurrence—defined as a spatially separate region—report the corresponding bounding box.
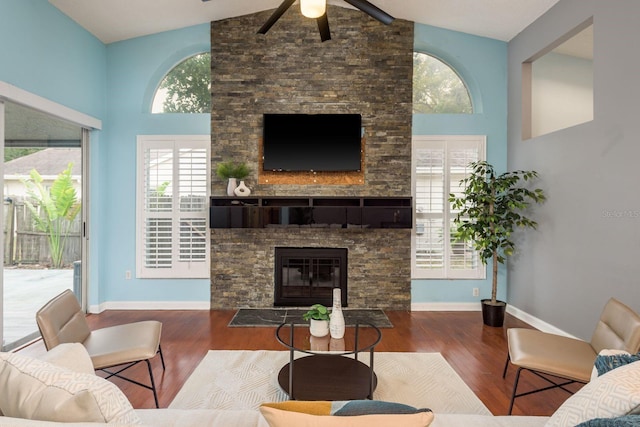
[507,0,640,339]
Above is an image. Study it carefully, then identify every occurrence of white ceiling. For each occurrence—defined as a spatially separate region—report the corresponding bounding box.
[48,0,561,44]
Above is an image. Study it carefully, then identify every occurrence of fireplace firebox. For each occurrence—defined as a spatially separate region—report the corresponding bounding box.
[274,247,347,307]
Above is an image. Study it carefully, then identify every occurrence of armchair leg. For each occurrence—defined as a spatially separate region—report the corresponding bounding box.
[502,353,510,378]
[158,344,166,371]
[508,367,522,415]
[146,359,159,408]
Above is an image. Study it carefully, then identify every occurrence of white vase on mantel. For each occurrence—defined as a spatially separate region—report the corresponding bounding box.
[226,178,237,197]
[234,180,251,197]
[329,288,345,339]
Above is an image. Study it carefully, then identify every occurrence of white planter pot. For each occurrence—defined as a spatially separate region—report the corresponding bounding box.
[309,319,329,337]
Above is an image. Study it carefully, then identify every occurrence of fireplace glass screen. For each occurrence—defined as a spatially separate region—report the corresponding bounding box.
[274,247,347,307]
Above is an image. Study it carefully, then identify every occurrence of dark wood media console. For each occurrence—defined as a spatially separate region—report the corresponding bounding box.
[209,196,412,229]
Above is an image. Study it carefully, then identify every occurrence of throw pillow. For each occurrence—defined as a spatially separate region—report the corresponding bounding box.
[595,352,640,377]
[39,343,95,375]
[576,415,640,426]
[545,360,640,427]
[0,351,141,424]
[591,350,630,381]
[260,400,434,427]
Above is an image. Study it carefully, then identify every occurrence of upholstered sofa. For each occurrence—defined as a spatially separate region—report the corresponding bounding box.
[1,344,639,427]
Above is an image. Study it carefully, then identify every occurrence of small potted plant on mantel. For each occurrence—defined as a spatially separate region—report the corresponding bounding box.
[216,160,251,196]
[303,304,330,337]
[449,161,546,327]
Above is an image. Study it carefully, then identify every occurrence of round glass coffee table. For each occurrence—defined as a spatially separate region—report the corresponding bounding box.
[275,322,382,401]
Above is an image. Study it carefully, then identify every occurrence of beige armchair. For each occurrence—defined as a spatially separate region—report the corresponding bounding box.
[503,298,640,414]
[36,289,165,407]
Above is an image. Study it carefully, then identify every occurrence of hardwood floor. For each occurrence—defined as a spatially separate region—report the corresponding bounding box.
[18,309,580,417]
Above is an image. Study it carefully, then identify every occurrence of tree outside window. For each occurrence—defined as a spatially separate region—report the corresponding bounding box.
[413,53,473,114]
[152,53,211,114]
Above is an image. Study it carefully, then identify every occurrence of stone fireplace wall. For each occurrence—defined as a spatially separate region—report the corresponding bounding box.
[210,6,414,310]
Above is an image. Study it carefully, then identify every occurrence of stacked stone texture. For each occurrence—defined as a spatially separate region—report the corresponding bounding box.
[210,5,414,310]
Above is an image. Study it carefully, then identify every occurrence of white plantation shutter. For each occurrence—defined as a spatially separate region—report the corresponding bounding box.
[412,136,486,279]
[137,136,210,278]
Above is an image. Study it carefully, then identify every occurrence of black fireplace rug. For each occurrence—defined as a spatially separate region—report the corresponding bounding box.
[228,308,393,328]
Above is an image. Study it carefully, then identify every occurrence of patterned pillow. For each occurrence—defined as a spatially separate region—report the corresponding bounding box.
[0,352,141,424]
[576,415,640,426]
[595,353,640,377]
[260,400,434,427]
[546,360,640,427]
[591,350,631,381]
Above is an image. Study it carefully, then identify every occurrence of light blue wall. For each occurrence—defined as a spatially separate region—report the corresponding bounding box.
[0,0,106,118]
[1,3,509,307]
[0,0,106,307]
[411,23,508,305]
[99,24,211,304]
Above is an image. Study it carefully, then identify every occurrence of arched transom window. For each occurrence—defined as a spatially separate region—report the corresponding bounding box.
[152,53,211,114]
[413,52,472,114]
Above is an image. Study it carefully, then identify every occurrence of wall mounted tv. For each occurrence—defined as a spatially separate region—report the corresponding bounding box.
[262,113,362,172]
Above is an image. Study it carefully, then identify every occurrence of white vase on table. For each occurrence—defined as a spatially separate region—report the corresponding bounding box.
[329,288,345,339]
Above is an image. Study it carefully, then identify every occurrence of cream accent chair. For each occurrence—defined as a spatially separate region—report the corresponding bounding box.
[35,289,165,407]
[503,298,640,415]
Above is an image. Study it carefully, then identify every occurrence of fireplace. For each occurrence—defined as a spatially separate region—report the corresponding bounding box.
[274,247,348,307]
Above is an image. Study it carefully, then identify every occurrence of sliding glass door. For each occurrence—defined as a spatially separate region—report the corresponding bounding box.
[2,101,85,351]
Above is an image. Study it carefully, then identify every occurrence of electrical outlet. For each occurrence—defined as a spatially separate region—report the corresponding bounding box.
[125,270,131,280]
[472,287,479,297]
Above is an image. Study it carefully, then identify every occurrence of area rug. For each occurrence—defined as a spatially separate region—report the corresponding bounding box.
[228,308,393,328]
[169,350,490,415]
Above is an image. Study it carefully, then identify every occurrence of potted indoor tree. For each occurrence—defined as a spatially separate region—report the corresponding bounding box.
[302,304,330,337]
[215,160,251,196]
[449,161,546,327]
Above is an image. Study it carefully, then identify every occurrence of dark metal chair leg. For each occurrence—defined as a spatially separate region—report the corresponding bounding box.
[158,344,166,371]
[146,359,159,408]
[508,367,522,415]
[502,353,510,378]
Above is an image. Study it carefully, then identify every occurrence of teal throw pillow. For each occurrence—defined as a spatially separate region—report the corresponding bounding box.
[576,415,640,426]
[595,353,640,377]
[331,400,431,416]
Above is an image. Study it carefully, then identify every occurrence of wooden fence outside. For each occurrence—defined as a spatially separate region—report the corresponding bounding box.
[3,198,81,267]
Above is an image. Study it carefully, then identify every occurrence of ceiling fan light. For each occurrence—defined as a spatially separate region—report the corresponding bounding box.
[300,0,326,19]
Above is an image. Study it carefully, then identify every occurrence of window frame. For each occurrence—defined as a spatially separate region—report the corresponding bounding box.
[411,135,487,279]
[136,135,210,279]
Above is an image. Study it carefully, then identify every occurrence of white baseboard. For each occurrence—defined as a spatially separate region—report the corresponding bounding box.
[88,301,210,314]
[505,304,577,338]
[411,302,481,311]
[411,301,576,338]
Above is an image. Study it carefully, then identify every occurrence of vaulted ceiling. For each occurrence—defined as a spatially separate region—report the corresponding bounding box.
[48,0,561,44]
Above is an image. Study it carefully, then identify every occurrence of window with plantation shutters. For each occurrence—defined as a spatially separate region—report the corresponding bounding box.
[412,136,486,279]
[136,136,210,278]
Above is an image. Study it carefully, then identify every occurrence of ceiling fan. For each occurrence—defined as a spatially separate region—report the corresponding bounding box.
[256,0,394,42]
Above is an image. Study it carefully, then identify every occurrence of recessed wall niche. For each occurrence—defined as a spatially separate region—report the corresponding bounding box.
[522,18,593,139]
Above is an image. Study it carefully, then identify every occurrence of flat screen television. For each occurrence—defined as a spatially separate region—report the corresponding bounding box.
[262,113,362,172]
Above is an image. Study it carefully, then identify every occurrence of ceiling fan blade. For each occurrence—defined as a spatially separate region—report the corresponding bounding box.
[257,0,297,35]
[343,0,394,25]
[317,14,331,42]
